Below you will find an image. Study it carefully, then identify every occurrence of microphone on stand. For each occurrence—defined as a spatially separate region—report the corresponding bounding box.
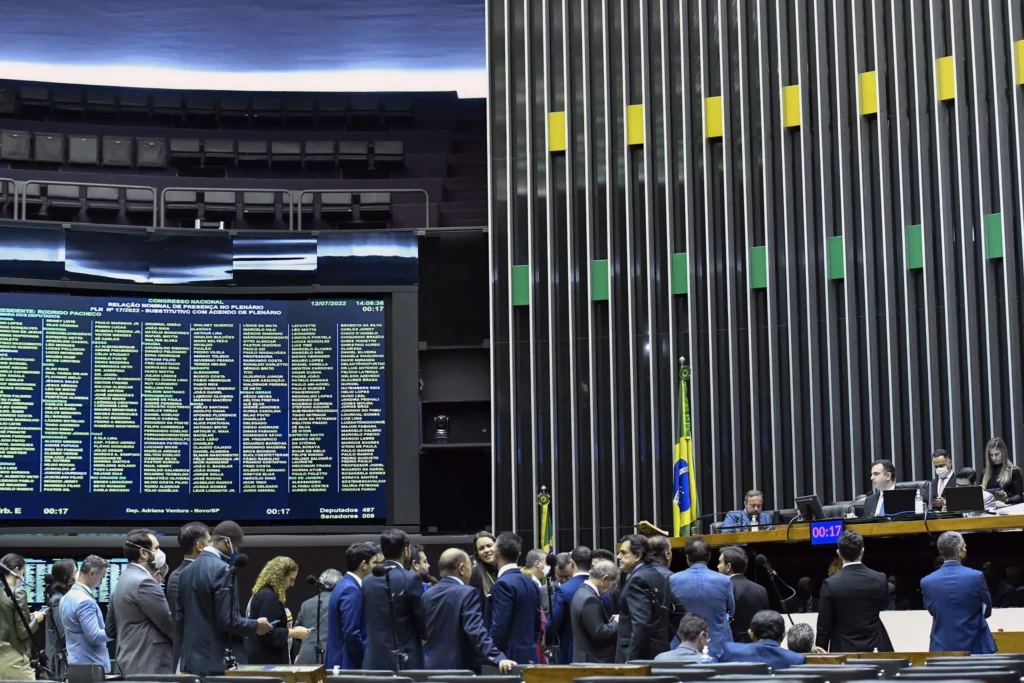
[307,575,327,664]
[372,563,396,577]
[223,553,249,671]
[755,554,796,627]
[372,562,407,670]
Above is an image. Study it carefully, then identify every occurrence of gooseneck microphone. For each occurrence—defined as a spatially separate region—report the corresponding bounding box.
[223,553,249,671]
[231,554,249,570]
[372,563,396,577]
[754,554,795,626]
[307,575,326,663]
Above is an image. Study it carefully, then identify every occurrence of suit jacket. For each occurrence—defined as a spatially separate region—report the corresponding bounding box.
[244,586,290,664]
[295,591,331,665]
[569,582,617,663]
[669,562,734,658]
[616,562,684,663]
[722,510,775,531]
[721,639,806,670]
[815,563,893,653]
[166,558,193,669]
[921,561,996,654]
[729,574,769,642]
[105,563,175,675]
[551,574,587,664]
[362,561,426,670]
[489,567,540,664]
[176,549,261,676]
[860,491,881,518]
[931,475,957,506]
[422,576,505,670]
[326,573,365,670]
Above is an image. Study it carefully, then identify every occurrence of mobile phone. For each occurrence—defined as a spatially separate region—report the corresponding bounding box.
[270,620,280,626]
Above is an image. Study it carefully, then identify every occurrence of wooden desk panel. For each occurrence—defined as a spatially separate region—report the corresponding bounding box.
[521,664,651,683]
[671,515,1024,548]
[994,631,1024,653]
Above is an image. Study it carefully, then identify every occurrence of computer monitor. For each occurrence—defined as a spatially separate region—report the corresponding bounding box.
[943,485,986,513]
[880,488,918,515]
[795,494,827,521]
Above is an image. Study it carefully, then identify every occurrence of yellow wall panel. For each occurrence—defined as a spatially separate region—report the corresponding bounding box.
[548,111,566,152]
[1017,41,1024,86]
[705,96,723,138]
[859,71,879,116]
[937,56,955,101]
[626,104,644,146]
[783,85,801,128]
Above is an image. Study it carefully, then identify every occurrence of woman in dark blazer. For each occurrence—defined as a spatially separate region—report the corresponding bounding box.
[44,559,77,681]
[244,557,309,664]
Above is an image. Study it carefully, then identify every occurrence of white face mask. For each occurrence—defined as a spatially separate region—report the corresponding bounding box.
[150,549,167,570]
[542,564,550,577]
[935,466,950,478]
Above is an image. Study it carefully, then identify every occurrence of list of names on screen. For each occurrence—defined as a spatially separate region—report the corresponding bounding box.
[0,293,387,521]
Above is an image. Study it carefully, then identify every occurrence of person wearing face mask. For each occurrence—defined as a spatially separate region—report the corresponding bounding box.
[177,520,273,677]
[105,529,175,675]
[0,553,47,680]
[521,549,550,663]
[569,560,620,663]
[930,449,957,511]
[60,555,112,673]
[982,437,1024,505]
[654,613,716,663]
[167,522,210,670]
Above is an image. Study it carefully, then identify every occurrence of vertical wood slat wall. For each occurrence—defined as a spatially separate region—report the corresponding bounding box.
[487,0,1024,551]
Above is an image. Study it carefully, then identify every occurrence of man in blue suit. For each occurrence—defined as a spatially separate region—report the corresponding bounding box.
[670,537,734,658]
[176,521,272,677]
[422,548,517,672]
[489,532,541,664]
[720,610,805,670]
[550,546,594,663]
[723,490,774,531]
[921,531,996,654]
[326,542,379,670]
[361,529,426,670]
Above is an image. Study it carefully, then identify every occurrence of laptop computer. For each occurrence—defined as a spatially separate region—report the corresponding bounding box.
[943,485,986,513]
[880,488,918,516]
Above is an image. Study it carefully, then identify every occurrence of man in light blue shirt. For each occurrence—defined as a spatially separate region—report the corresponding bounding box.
[60,556,111,672]
[654,613,717,663]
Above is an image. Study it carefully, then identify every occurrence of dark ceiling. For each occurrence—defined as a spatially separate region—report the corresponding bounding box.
[0,0,485,95]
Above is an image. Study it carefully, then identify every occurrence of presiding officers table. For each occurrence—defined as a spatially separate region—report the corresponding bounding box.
[667,514,1024,640]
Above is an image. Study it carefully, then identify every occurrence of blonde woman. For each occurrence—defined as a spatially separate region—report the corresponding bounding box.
[982,437,1024,505]
[245,557,309,664]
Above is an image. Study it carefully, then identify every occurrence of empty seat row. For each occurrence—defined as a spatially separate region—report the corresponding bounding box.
[19,184,157,220]
[0,130,404,170]
[0,84,414,126]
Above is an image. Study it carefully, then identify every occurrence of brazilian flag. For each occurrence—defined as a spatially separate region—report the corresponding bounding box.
[673,365,699,537]
[538,486,553,552]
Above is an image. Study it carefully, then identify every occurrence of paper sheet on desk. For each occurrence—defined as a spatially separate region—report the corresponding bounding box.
[997,502,1024,515]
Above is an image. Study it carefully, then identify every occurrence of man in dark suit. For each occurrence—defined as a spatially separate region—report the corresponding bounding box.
[721,610,805,670]
[921,531,996,654]
[489,532,541,664]
[861,459,898,518]
[930,449,957,511]
[166,522,209,670]
[422,548,516,672]
[361,529,426,670]
[176,520,272,677]
[718,546,768,643]
[326,543,378,670]
[615,534,684,663]
[815,530,893,652]
[106,529,175,674]
[569,559,619,663]
[550,546,593,664]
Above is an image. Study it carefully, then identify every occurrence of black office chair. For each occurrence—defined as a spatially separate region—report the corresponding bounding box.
[102,135,134,167]
[327,677,413,683]
[650,668,718,681]
[86,187,122,217]
[925,659,1024,675]
[33,132,66,163]
[895,671,1018,683]
[788,665,882,681]
[137,138,168,168]
[713,676,822,683]
[571,678,677,683]
[0,130,31,161]
[205,677,284,683]
[68,134,100,165]
[325,672,398,679]
[701,662,771,675]
[848,659,909,678]
[126,675,201,683]
[399,670,473,682]
[427,677,519,683]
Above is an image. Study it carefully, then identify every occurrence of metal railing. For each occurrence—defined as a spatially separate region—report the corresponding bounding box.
[160,186,296,230]
[296,187,430,231]
[19,180,158,226]
[0,178,17,219]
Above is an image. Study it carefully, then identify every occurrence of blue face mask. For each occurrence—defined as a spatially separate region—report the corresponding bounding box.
[226,539,240,565]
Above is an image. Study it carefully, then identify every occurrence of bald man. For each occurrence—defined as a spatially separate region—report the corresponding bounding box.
[421,549,516,672]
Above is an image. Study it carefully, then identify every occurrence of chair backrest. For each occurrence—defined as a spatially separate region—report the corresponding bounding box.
[426,677,519,683]
[703,662,772,675]
[204,191,237,205]
[925,660,1024,675]
[788,666,882,681]
[204,677,284,683]
[850,659,909,677]
[398,671,474,682]
[87,186,120,201]
[326,677,413,683]
[896,670,1018,683]
[47,184,80,199]
[572,678,678,683]
[650,668,718,681]
[125,675,201,683]
[165,190,197,203]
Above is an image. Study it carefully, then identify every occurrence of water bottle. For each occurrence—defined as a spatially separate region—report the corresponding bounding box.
[915,488,923,514]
